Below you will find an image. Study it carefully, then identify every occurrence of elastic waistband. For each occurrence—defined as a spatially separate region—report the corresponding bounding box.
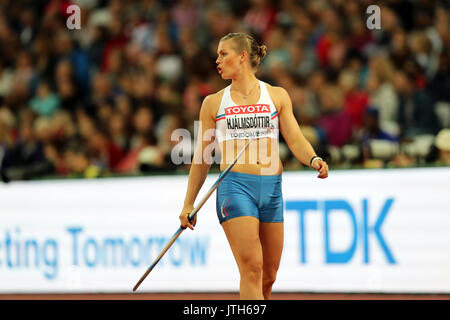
[222,171,282,182]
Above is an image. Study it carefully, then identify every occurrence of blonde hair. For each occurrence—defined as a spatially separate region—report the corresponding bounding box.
[370,55,395,83]
[220,33,267,69]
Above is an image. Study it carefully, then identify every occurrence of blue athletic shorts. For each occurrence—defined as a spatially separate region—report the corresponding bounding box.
[216,171,283,224]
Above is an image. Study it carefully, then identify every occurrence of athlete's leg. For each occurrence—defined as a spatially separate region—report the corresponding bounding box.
[258,174,284,300]
[221,216,264,300]
[259,222,284,300]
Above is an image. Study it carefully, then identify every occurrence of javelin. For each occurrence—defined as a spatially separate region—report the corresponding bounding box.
[132,136,255,292]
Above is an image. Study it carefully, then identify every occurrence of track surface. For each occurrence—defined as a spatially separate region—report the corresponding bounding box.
[1,293,449,300]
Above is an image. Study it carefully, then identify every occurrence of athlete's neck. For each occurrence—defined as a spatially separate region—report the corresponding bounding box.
[230,73,259,97]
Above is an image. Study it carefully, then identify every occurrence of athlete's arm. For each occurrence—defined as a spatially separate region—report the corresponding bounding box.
[276,87,329,178]
[179,94,218,229]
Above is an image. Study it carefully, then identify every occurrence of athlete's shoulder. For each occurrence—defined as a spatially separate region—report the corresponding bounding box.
[199,88,225,119]
[265,83,290,106]
[265,82,288,96]
[203,88,225,106]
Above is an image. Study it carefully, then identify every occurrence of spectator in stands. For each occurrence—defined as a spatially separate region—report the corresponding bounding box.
[63,142,100,178]
[130,105,155,149]
[260,26,290,75]
[432,129,450,165]
[367,55,399,135]
[108,111,129,152]
[366,72,399,138]
[288,40,318,79]
[394,69,441,139]
[338,70,369,130]
[0,0,448,181]
[357,107,398,161]
[86,129,124,172]
[243,0,276,41]
[317,83,353,147]
[9,51,37,107]
[428,50,450,103]
[30,80,60,117]
[389,28,412,69]
[0,109,53,182]
[0,107,15,147]
[0,61,13,97]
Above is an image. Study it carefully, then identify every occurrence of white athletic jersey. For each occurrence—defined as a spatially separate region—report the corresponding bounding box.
[215,80,279,142]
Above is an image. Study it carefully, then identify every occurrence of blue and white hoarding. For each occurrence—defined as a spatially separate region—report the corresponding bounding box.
[0,167,449,293]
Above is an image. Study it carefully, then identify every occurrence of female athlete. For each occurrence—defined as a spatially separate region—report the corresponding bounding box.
[179,33,329,300]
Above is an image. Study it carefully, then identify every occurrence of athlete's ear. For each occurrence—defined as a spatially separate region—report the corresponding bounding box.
[240,51,248,64]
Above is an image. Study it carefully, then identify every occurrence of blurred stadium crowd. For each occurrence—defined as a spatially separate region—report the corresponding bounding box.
[0,0,449,181]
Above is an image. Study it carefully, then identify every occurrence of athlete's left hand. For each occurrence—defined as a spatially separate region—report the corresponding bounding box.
[312,159,329,179]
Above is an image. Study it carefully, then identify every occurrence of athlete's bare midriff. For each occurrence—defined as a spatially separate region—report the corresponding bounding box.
[219,137,283,176]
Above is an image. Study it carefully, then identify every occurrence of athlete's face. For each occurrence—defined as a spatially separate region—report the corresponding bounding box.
[216,40,242,79]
